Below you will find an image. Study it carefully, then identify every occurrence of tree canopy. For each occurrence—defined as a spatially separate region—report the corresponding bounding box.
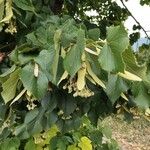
[0,0,150,149]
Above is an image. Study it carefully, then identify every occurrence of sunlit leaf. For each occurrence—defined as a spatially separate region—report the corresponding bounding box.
[99,25,129,72]
[0,0,13,23]
[67,144,80,150]
[1,68,20,103]
[78,137,92,150]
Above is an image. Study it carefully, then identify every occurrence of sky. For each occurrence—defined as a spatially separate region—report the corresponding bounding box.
[116,0,150,37]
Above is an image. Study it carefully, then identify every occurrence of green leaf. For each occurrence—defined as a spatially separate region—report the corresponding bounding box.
[9,49,19,64]
[108,139,120,150]
[61,19,78,48]
[0,65,16,83]
[14,0,35,12]
[67,144,80,150]
[45,111,58,128]
[25,138,36,150]
[99,25,129,72]
[35,50,54,80]
[14,124,30,139]
[20,63,48,99]
[0,137,20,150]
[0,65,16,78]
[50,136,69,150]
[26,32,39,46]
[28,110,44,135]
[57,94,77,116]
[88,28,100,41]
[45,125,59,143]
[64,29,86,76]
[132,83,150,108]
[16,43,35,53]
[102,126,112,138]
[41,92,57,111]
[26,26,55,48]
[134,91,150,108]
[105,74,128,104]
[1,68,20,103]
[24,109,39,124]
[59,115,81,133]
[35,27,49,45]
[51,29,62,84]
[90,130,103,145]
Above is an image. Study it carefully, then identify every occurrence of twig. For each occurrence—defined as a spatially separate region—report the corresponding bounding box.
[120,0,150,40]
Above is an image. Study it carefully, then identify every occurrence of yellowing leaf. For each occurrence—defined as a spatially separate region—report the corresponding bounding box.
[77,67,86,90]
[0,0,4,21]
[0,0,13,23]
[34,125,59,146]
[86,61,106,89]
[78,137,92,150]
[118,71,142,81]
[43,125,59,144]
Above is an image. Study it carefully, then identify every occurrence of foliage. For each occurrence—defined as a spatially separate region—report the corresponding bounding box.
[0,0,150,149]
[140,0,150,5]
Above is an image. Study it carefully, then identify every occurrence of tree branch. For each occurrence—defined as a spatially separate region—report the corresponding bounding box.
[120,0,150,39]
